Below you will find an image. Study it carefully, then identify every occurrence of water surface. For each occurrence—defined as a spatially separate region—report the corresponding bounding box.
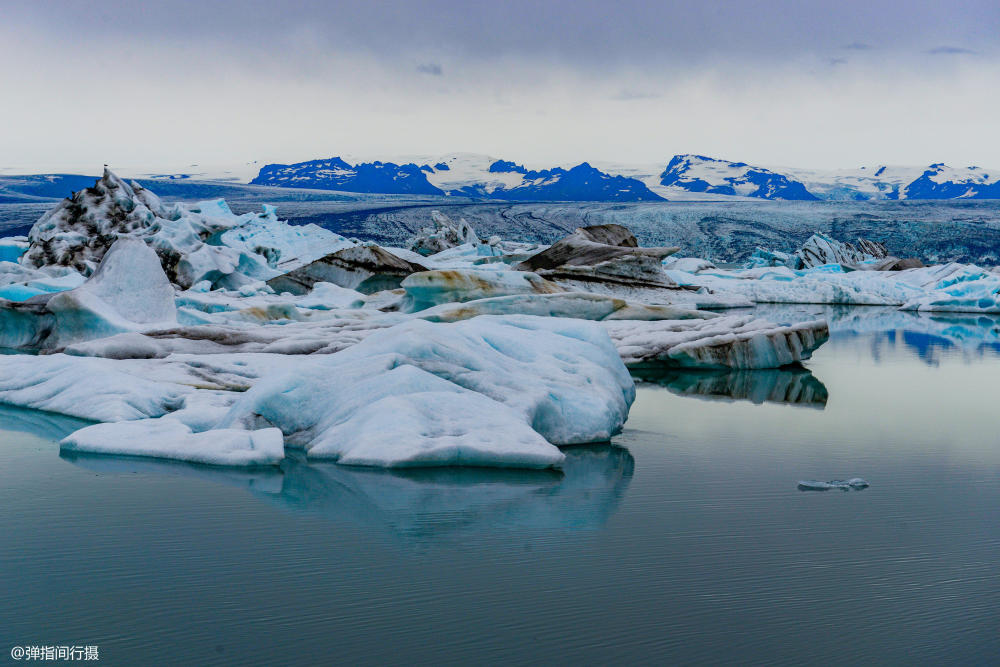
[1,307,999,665]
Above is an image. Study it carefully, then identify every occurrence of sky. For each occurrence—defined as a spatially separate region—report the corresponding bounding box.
[2,0,999,174]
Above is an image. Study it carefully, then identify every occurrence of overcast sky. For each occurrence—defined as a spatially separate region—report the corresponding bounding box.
[2,0,999,172]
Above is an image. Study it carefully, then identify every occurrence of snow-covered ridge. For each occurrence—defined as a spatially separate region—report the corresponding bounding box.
[250,153,1000,202]
[251,154,663,202]
[655,155,818,201]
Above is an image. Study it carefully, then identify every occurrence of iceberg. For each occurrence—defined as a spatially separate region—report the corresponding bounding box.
[266,243,427,295]
[7,316,636,469]
[0,238,177,350]
[400,268,564,311]
[409,210,481,256]
[603,316,829,369]
[214,206,354,273]
[0,354,186,422]
[797,478,870,491]
[515,224,681,288]
[217,316,634,462]
[17,169,348,290]
[793,233,888,269]
[416,292,715,323]
[61,420,285,467]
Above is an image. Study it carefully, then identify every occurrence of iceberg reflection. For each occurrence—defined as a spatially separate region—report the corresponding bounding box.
[60,444,634,540]
[632,366,828,408]
[0,404,93,441]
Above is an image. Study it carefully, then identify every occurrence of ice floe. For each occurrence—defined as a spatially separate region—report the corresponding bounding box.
[797,478,870,491]
[62,421,285,467]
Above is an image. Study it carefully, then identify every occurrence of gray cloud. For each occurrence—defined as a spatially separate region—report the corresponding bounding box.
[927,46,978,55]
[612,89,660,101]
[417,63,443,76]
[3,0,1000,171]
[6,0,999,69]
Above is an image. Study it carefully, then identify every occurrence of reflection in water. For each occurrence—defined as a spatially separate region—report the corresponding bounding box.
[631,366,828,408]
[61,444,634,541]
[748,304,1000,365]
[0,404,92,441]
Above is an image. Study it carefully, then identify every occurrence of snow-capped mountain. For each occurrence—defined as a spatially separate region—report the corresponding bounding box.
[251,154,664,202]
[903,163,1000,199]
[655,155,819,200]
[251,158,444,196]
[780,165,925,200]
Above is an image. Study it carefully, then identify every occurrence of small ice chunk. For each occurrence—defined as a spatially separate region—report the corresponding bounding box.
[797,478,870,491]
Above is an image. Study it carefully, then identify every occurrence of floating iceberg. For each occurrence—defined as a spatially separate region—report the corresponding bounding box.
[409,210,482,256]
[266,243,427,295]
[62,420,285,467]
[797,478,870,491]
[416,292,715,323]
[0,239,177,349]
[515,224,680,288]
[604,316,829,369]
[794,233,888,269]
[215,316,635,467]
[400,268,564,310]
[0,354,186,422]
[5,316,636,469]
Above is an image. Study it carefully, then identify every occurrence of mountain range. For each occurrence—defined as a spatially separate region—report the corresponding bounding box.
[250,153,1000,202]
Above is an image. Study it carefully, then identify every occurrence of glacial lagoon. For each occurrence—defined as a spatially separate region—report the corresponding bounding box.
[1,306,999,664]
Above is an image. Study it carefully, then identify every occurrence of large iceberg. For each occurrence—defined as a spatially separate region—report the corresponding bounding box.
[2,315,637,469]
[17,169,351,290]
[216,316,635,466]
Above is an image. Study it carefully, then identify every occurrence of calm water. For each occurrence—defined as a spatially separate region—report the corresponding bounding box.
[2,306,1000,665]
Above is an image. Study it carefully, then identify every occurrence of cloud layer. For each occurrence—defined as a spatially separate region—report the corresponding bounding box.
[2,0,999,171]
